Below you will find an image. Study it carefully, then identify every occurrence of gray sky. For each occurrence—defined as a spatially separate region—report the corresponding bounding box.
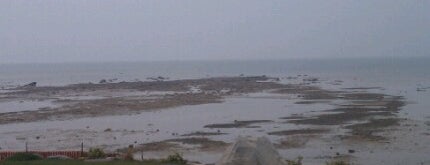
[0,0,429,63]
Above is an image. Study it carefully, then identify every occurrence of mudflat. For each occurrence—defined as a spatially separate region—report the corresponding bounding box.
[0,76,427,164]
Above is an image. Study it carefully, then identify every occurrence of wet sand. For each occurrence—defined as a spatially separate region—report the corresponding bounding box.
[0,76,280,124]
[0,76,428,164]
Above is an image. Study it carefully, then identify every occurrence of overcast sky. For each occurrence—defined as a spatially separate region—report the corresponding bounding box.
[0,0,429,63]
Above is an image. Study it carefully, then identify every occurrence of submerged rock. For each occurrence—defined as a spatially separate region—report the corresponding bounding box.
[21,82,37,88]
[147,76,168,81]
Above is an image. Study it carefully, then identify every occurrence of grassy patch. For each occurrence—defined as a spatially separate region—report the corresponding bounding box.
[4,153,42,161]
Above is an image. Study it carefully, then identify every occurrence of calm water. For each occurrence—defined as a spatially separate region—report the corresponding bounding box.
[1,57,430,120]
[1,57,429,87]
[0,57,430,119]
[0,57,429,164]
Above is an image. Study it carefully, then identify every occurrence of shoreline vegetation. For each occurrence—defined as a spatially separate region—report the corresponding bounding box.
[1,147,351,165]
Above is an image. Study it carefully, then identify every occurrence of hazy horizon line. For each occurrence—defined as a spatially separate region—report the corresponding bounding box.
[0,55,428,65]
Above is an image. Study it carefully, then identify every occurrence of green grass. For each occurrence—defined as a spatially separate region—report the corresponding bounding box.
[4,153,42,161]
[0,160,181,165]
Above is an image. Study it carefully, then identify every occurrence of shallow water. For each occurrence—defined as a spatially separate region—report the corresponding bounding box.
[0,99,58,113]
[2,84,428,164]
[0,58,429,164]
[0,95,328,149]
